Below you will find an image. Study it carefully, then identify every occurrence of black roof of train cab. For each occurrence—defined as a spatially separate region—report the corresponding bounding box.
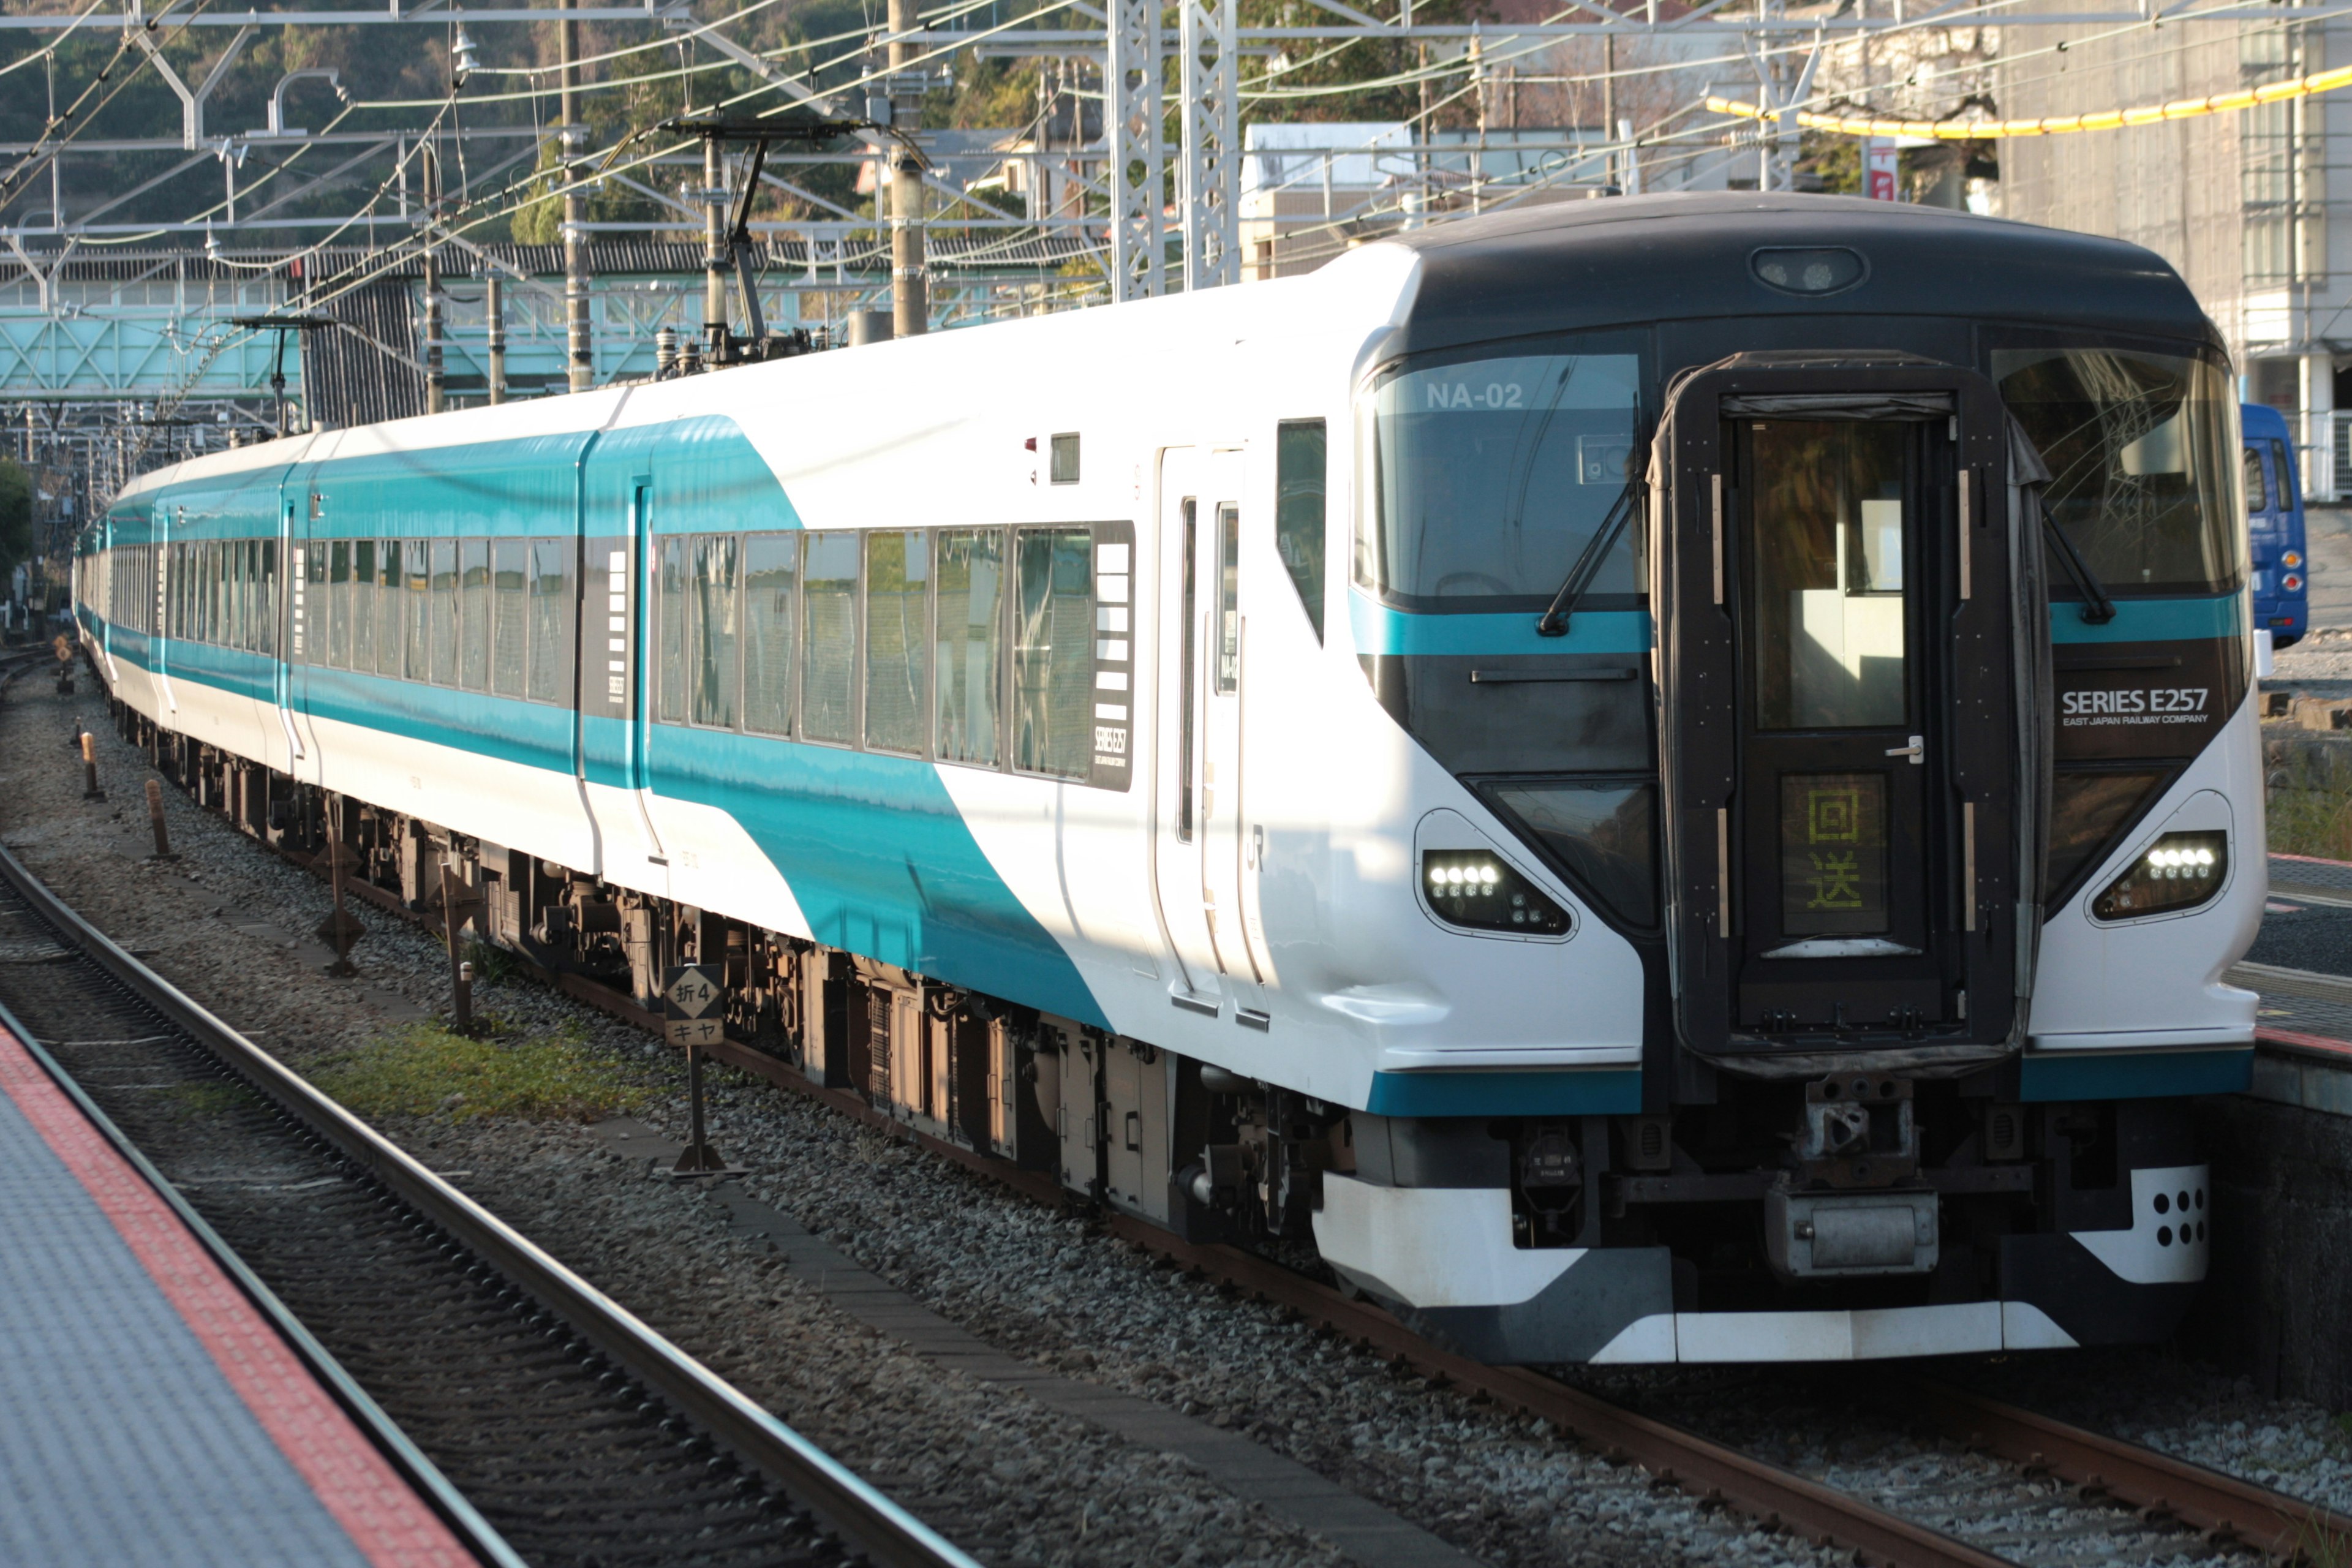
[1378,191,2220,358]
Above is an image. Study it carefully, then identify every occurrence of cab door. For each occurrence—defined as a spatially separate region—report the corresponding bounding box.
[1654,360,2027,1058]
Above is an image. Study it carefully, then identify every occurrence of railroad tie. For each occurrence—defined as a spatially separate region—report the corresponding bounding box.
[585,1115,1493,1568]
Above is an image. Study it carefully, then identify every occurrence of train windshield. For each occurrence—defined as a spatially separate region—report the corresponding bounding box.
[1991,344,2241,595]
[1357,347,1643,611]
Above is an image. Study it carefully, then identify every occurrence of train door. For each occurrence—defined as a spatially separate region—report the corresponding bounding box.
[275,489,307,775]
[1149,447,1262,1022]
[1653,360,2028,1059]
[576,420,669,894]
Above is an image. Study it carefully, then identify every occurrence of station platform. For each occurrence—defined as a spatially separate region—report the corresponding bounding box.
[0,1019,478,1567]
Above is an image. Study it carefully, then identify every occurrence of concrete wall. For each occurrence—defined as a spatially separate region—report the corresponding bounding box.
[2191,1095,2352,1404]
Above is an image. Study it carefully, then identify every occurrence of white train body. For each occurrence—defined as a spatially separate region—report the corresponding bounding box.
[81,194,2260,1362]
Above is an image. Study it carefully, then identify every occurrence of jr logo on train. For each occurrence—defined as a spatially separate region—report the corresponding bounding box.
[78,193,2263,1363]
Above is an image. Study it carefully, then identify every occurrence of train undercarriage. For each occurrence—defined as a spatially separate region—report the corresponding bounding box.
[105,691,2204,1363]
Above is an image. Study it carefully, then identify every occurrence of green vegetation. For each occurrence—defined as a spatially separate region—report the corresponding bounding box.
[2271,787,2352,861]
[159,1080,262,1119]
[311,1020,652,1123]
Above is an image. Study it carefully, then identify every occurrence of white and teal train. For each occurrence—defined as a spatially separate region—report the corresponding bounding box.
[79,193,2264,1363]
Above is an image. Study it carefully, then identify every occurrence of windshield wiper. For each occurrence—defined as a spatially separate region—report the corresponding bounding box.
[1535,480,1643,638]
[2039,500,2116,624]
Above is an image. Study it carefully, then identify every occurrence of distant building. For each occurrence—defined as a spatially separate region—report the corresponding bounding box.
[1999,17,2346,497]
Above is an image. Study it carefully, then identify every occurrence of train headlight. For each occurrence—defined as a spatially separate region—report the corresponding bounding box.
[2092,831,2228,921]
[1422,850,1571,936]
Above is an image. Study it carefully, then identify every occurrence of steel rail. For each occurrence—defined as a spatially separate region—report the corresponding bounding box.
[155,737,2347,1568]
[0,839,983,1568]
[1901,1378,2352,1561]
[0,979,529,1568]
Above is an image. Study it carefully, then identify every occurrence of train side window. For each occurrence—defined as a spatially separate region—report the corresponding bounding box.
[1177,499,1199,840]
[302,541,326,658]
[935,527,1004,767]
[1012,525,1093,780]
[526,537,568,705]
[460,538,491,692]
[655,533,688,725]
[351,540,376,672]
[431,538,461,686]
[692,532,741,729]
[491,539,527,697]
[864,528,929,755]
[249,539,265,653]
[263,539,280,657]
[1275,419,1327,641]
[378,541,405,679]
[230,539,246,650]
[1215,503,1240,693]
[742,532,797,737]
[328,540,350,669]
[802,531,860,745]
[405,538,431,680]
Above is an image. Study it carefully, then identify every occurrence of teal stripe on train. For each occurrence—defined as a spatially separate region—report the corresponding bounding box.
[1349,590,2244,654]
[1348,592,1651,657]
[2048,594,2245,644]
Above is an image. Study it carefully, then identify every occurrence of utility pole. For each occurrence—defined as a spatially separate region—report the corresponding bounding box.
[560,0,594,392]
[703,134,730,361]
[485,275,507,405]
[1602,33,1616,189]
[421,142,444,415]
[888,0,927,337]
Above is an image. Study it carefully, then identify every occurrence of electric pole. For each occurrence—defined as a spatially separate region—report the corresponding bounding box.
[560,0,594,391]
[422,142,445,415]
[888,0,927,337]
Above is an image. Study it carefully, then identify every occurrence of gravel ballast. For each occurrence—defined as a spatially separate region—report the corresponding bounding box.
[16,664,2352,1567]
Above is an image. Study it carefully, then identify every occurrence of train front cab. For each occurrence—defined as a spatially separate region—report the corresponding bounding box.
[2242,402,2309,650]
[1310,210,2261,1364]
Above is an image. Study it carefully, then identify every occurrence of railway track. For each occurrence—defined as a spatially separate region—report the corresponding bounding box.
[29,663,2352,1568]
[255,814,2352,1568]
[0,838,978,1568]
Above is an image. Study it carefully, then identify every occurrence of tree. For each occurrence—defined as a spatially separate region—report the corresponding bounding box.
[0,461,31,581]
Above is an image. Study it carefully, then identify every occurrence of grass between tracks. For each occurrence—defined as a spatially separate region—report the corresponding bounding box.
[311,1019,655,1123]
[2271,786,2352,860]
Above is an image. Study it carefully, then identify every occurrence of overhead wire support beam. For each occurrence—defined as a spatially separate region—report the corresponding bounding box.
[1180,0,1239,290]
[1106,0,1165,301]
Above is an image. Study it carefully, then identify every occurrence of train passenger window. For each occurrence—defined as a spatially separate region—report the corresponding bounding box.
[1215,504,1240,693]
[1012,526,1093,780]
[864,529,928,755]
[460,538,491,692]
[1275,420,1327,641]
[377,541,404,678]
[526,538,568,705]
[231,540,248,650]
[328,540,350,669]
[1993,344,2238,594]
[351,540,376,672]
[934,528,1003,767]
[404,540,431,680]
[302,541,325,658]
[431,538,460,686]
[491,540,527,697]
[802,532,860,745]
[655,534,688,725]
[262,540,279,657]
[742,532,797,737]
[692,533,741,729]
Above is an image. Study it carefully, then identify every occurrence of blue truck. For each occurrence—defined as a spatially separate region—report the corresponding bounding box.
[2244,401,2310,649]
